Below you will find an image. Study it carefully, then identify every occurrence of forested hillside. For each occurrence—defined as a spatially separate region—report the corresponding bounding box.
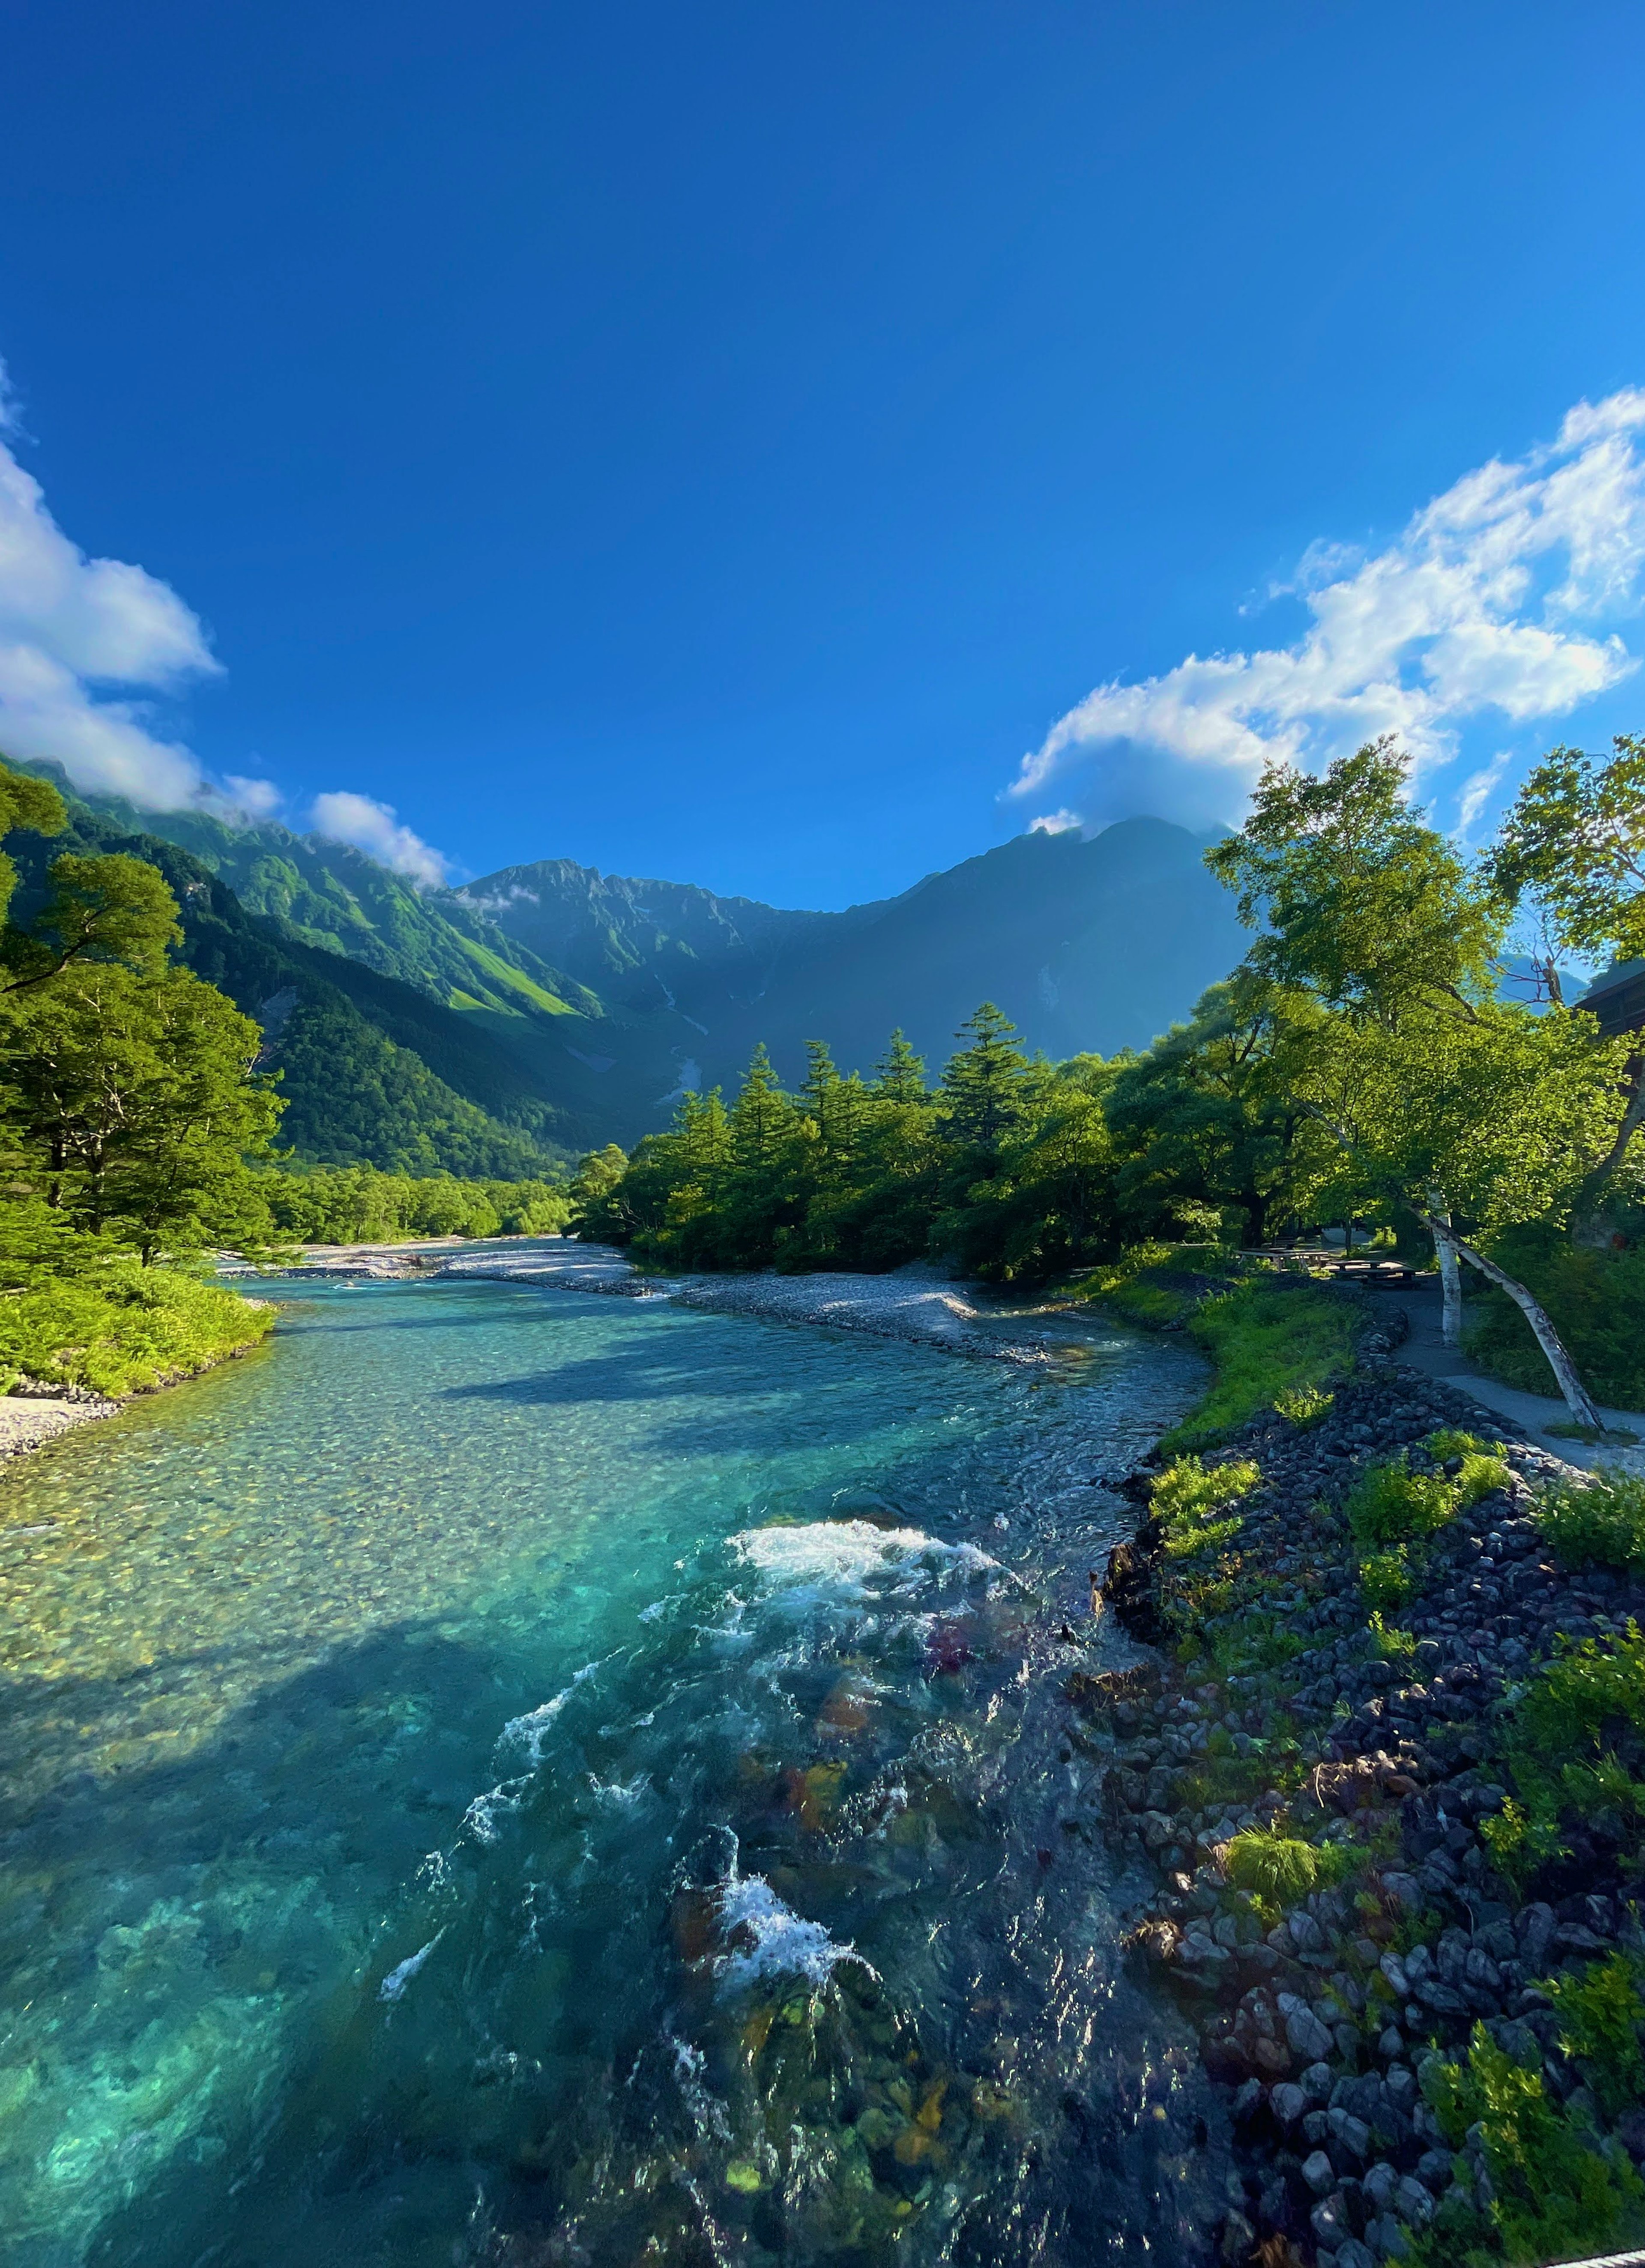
[3,798,580,1175]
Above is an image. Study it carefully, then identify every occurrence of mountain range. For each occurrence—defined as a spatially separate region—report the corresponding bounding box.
[9,763,1250,1171]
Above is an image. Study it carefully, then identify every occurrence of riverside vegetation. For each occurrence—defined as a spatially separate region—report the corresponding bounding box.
[0,763,278,1397]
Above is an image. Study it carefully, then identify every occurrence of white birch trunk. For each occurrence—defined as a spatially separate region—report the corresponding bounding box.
[1418,1210,1604,1432]
[1427,1192,1463,1349]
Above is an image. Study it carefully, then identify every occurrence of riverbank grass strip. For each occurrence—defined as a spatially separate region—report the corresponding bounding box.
[0,1263,274,1397]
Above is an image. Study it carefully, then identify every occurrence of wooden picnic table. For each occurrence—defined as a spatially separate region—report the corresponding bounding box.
[1246,1246,1421,1285]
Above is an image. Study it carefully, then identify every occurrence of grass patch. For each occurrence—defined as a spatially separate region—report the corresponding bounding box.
[1222,1826,1353,1904]
[1538,1472,1645,1576]
[1158,1275,1365,1452]
[0,1262,273,1397]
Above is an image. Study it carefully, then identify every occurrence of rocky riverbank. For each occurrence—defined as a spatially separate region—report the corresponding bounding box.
[0,1381,119,1460]
[1085,1354,1645,2267]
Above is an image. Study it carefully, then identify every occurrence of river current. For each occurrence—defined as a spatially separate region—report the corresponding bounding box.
[0,1272,1227,2267]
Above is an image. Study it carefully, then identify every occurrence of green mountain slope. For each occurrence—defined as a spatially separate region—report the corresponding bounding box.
[3,803,582,1175]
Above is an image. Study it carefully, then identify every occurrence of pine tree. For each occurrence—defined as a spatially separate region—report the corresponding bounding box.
[872,1029,928,1105]
[938,1003,1030,1152]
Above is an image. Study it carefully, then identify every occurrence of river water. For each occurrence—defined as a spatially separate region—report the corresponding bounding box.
[0,1273,1226,2268]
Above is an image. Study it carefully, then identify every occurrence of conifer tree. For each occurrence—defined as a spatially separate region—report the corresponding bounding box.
[938,1003,1031,1152]
[872,1029,927,1104]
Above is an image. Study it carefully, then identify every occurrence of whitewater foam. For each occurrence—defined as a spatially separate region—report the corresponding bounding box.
[729,1519,996,1605]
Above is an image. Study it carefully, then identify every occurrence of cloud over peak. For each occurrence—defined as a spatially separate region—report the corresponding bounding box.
[1010,389,1645,828]
[308,790,450,889]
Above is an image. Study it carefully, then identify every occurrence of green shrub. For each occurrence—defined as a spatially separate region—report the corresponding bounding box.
[1150,1455,1259,1565]
[1347,1457,1458,1548]
[1359,1547,1414,1612]
[1424,1427,1501,1460]
[1346,1447,1510,1552]
[1222,1828,1351,1904]
[1422,2024,1645,2265]
[1367,1610,1417,1661]
[1274,1381,1334,1425]
[1539,1472,1645,1575]
[0,1262,274,1397]
[1543,1954,1645,2117]
[1502,1625,1645,1852]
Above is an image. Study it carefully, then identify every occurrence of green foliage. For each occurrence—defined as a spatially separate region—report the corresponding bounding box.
[267,989,560,1178]
[1498,1625,1645,1858]
[1273,1380,1334,1425]
[2,960,283,1262]
[1151,1454,1259,1562]
[1205,739,1504,1018]
[1543,1954,1645,2117]
[1422,2024,1645,2266]
[1150,1455,1259,1525]
[1359,1548,1414,1613]
[1424,1426,1501,1458]
[580,1012,1122,1282]
[1492,736,1645,969]
[1466,1227,1645,1409]
[256,1164,569,1243]
[1367,1609,1417,1660]
[0,1260,274,1396]
[1539,1471,1645,1576]
[1346,1447,1509,1548]
[1104,974,1326,1245]
[0,753,281,1391]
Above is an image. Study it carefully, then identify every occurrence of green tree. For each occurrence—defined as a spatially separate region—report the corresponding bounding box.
[1492,735,1645,1225]
[1207,744,1621,1424]
[938,1003,1033,1152]
[872,1029,929,1105]
[1105,977,1324,1245]
[2,962,283,1262]
[1206,738,1504,1019]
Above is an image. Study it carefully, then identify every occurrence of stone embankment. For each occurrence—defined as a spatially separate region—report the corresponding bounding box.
[1085,1348,1645,2268]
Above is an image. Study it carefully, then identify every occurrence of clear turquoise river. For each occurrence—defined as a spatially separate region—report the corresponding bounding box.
[0,1273,1228,2267]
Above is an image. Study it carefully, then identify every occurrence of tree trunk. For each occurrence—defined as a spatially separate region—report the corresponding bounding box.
[1427,1193,1463,1348]
[1418,1209,1604,1432]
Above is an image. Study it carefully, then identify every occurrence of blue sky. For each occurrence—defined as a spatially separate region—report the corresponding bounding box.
[2,0,1644,906]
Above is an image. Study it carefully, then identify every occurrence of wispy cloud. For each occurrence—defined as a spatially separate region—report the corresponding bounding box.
[1010,389,1645,829]
[1028,808,1082,835]
[309,790,450,889]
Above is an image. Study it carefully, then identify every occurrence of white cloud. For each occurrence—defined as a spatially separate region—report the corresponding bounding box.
[0,366,225,809]
[218,773,284,821]
[1010,389,1645,824]
[1028,808,1082,835]
[309,790,450,889]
